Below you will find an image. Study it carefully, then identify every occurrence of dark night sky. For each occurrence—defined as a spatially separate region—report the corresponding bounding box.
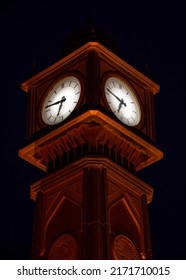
[1,0,186,260]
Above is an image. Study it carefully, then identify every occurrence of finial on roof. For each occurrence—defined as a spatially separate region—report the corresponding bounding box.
[61,1,118,56]
[86,0,96,39]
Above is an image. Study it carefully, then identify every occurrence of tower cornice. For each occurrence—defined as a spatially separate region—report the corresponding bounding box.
[19,110,163,173]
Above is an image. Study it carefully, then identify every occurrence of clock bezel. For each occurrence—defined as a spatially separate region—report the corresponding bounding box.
[103,74,144,128]
[40,75,82,126]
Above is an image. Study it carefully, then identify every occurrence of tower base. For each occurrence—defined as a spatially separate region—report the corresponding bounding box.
[30,156,153,260]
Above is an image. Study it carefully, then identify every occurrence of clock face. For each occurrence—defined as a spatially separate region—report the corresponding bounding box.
[105,77,141,126]
[42,76,81,125]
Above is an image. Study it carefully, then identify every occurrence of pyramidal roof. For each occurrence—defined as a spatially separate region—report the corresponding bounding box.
[61,19,118,57]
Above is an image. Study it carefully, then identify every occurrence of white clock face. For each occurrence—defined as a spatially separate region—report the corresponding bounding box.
[42,76,81,125]
[105,77,141,126]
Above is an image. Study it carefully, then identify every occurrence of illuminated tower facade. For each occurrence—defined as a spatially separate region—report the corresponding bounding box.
[19,28,163,259]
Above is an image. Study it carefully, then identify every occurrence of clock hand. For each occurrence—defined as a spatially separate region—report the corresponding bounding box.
[45,100,61,108]
[117,100,123,113]
[106,88,121,102]
[117,98,127,112]
[45,96,66,109]
[106,88,127,108]
[57,96,66,116]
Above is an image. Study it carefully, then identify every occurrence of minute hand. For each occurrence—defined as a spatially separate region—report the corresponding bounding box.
[45,100,62,108]
[106,88,121,102]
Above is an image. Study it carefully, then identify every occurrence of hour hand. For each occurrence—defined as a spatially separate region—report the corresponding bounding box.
[117,98,126,112]
[57,96,66,116]
[117,101,122,113]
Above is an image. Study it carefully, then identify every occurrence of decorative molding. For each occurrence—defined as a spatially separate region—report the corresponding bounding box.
[19,110,163,173]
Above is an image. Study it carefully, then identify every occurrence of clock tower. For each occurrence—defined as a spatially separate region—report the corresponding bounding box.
[19,26,163,260]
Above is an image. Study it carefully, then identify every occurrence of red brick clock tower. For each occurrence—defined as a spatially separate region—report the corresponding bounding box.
[19,29,163,260]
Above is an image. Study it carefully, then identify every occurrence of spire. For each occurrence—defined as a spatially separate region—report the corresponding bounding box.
[86,0,96,39]
[61,1,118,57]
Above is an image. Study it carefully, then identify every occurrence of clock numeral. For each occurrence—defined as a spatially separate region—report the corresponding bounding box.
[46,109,50,112]
[133,111,136,114]
[61,83,64,89]
[69,110,72,113]
[75,91,80,95]
[54,90,57,94]
[69,81,72,86]
[119,84,122,90]
[47,115,52,120]
[131,101,135,104]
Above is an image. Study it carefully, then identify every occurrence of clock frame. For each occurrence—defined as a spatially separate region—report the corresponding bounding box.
[104,76,142,127]
[41,76,81,126]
